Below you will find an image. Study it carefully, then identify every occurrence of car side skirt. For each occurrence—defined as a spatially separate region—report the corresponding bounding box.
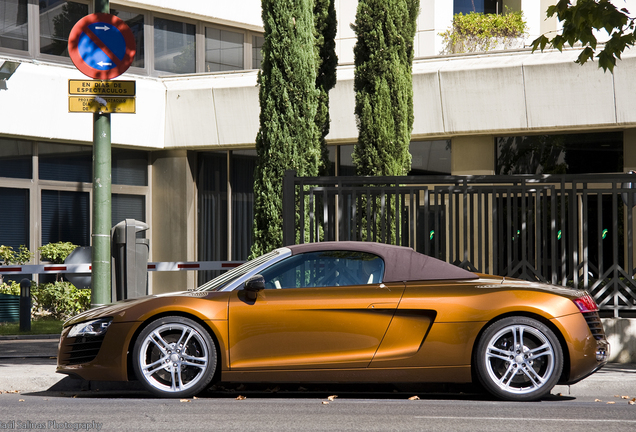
[221,365,472,384]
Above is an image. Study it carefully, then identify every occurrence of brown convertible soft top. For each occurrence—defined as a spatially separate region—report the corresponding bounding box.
[288,241,478,283]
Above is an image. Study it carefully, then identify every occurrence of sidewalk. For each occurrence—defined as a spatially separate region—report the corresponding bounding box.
[1,336,635,399]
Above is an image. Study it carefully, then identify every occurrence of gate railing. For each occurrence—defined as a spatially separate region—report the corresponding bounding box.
[282,170,636,317]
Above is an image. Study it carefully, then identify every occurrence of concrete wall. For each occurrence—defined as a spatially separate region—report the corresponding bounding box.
[112,0,263,30]
[5,47,636,150]
[0,57,166,148]
[150,150,197,293]
[603,319,636,363]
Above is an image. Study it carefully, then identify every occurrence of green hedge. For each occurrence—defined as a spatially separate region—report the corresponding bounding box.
[0,280,90,321]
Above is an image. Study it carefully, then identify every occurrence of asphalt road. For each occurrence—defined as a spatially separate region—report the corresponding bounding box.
[1,337,635,431]
[1,392,635,432]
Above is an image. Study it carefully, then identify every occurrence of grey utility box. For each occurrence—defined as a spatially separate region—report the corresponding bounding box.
[112,219,149,302]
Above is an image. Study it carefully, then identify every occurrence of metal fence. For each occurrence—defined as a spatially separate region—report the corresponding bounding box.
[282,171,636,318]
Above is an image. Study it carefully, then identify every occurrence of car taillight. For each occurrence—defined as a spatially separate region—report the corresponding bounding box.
[573,294,599,313]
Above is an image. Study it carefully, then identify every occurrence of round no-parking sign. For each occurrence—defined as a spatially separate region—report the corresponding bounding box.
[68,13,136,80]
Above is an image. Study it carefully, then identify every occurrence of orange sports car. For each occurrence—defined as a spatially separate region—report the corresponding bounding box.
[57,241,609,401]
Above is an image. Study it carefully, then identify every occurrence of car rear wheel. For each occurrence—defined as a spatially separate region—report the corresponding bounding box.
[133,316,217,398]
[475,316,563,401]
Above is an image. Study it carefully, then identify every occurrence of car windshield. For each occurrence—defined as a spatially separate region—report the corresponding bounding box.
[195,249,281,292]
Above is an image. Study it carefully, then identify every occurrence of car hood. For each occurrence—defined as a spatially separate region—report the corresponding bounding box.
[63,291,214,327]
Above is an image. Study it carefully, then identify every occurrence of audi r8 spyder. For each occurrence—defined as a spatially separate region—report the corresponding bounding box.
[57,241,609,401]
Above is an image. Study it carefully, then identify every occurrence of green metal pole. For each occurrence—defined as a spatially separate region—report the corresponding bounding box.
[92,112,112,308]
[91,0,111,308]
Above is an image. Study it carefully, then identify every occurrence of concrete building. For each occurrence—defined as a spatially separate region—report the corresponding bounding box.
[1,1,635,358]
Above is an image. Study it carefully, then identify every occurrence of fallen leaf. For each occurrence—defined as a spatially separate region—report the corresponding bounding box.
[622,396,630,399]
[555,393,562,397]
[322,401,329,405]
[595,399,603,402]
[327,395,338,401]
[180,399,191,403]
[614,395,621,398]
[236,384,246,391]
[607,401,616,405]
[18,399,24,402]
[193,396,199,400]
[629,398,636,405]
[408,396,420,401]
[236,395,246,400]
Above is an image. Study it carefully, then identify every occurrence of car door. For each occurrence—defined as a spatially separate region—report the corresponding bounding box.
[227,251,405,370]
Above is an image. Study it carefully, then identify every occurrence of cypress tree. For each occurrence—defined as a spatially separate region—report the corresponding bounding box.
[314,0,338,175]
[352,0,419,176]
[251,0,320,257]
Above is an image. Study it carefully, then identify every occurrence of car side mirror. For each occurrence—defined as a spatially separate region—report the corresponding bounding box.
[244,274,265,300]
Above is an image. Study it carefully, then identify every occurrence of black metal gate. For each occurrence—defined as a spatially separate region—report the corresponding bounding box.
[282,171,636,317]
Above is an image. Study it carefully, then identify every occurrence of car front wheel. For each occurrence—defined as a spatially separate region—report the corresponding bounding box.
[133,316,217,398]
[475,316,563,401]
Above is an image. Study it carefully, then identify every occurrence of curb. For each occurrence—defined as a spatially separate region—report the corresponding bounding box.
[0,334,60,341]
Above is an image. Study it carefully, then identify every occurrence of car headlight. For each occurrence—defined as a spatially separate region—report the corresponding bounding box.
[68,317,113,338]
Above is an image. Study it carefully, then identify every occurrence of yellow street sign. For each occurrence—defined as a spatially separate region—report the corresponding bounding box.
[69,96,136,113]
[68,79,136,96]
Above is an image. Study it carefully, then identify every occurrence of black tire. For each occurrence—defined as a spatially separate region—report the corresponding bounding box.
[132,316,217,398]
[475,316,563,401]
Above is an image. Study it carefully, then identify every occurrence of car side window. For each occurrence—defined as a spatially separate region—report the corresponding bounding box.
[259,251,384,289]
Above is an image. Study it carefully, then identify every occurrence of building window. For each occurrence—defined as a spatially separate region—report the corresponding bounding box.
[113,148,148,186]
[409,140,452,175]
[39,143,92,182]
[1,1,263,75]
[112,194,145,226]
[154,17,196,74]
[329,141,451,176]
[338,145,356,176]
[111,8,145,68]
[496,132,623,175]
[230,150,256,260]
[252,35,264,69]
[0,187,29,249]
[0,138,32,179]
[0,0,28,51]
[0,142,149,271]
[197,152,228,284]
[41,190,90,246]
[39,0,88,57]
[205,27,244,72]
[454,0,502,14]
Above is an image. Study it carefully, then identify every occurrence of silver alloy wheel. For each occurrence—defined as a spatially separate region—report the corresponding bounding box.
[137,322,210,394]
[483,323,555,395]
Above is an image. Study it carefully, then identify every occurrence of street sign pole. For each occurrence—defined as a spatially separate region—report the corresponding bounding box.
[92,0,110,308]
[68,2,136,308]
[92,111,111,308]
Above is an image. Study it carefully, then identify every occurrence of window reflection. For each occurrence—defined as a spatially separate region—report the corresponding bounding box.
[409,140,451,175]
[154,17,195,74]
[252,35,264,69]
[205,27,243,72]
[0,0,28,51]
[111,9,144,68]
[39,0,88,57]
